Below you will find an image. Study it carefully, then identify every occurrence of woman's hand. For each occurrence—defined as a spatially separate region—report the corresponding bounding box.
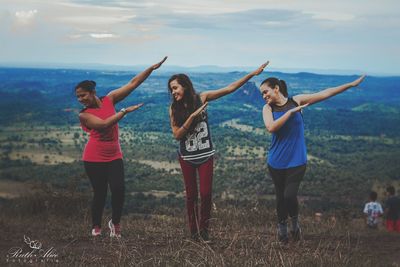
[349,75,366,87]
[251,61,270,76]
[151,56,168,70]
[126,103,144,113]
[190,102,208,119]
[290,103,309,114]
[263,102,307,133]
[170,102,208,140]
[200,61,269,102]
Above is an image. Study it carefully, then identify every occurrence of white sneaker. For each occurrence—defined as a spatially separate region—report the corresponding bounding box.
[108,220,121,238]
[91,226,101,237]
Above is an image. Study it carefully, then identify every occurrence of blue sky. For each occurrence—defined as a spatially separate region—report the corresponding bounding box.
[1,0,399,75]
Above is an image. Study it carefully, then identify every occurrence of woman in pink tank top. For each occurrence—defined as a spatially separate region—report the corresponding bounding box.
[75,56,167,238]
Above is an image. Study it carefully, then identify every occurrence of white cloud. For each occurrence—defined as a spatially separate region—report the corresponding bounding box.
[307,12,355,22]
[58,15,136,25]
[89,33,117,38]
[58,1,132,12]
[15,9,37,24]
[67,32,119,39]
[115,2,157,8]
[68,34,83,39]
[261,21,283,26]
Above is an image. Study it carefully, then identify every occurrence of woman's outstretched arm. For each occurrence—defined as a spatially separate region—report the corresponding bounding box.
[200,61,269,103]
[107,56,167,104]
[293,75,365,106]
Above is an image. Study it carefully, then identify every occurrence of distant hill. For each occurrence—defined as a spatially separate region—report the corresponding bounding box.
[352,103,399,113]
[229,82,265,107]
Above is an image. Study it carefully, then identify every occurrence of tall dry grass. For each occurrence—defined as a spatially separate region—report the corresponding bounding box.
[1,186,399,266]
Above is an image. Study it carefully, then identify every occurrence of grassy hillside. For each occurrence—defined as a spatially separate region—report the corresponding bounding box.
[1,187,399,266]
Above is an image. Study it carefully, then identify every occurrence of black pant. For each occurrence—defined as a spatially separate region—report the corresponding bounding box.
[84,159,125,228]
[268,164,306,224]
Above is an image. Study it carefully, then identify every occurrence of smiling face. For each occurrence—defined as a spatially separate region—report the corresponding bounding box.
[75,87,96,107]
[169,79,185,102]
[260,83,279,105]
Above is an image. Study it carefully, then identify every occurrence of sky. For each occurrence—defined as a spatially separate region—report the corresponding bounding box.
[0,0,399,75]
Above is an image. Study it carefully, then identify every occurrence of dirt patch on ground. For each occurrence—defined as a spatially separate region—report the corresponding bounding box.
[0,180,35,199]
[134,159,181,174]
[9,151,76,165]
[220,119,265,135]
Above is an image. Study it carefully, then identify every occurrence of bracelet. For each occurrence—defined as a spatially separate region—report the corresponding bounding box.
[120,108,127,114]
[182,125,188,131]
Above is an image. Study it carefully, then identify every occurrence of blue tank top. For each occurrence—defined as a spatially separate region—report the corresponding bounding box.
[267,97,307,169]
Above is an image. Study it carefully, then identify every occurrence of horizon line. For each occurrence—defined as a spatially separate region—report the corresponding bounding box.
[0,62,398,77]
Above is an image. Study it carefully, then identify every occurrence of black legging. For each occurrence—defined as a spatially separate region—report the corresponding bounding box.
[268,164,306,224]
[84,159,125,228]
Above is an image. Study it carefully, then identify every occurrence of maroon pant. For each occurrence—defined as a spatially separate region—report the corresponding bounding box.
[179,156,214,234]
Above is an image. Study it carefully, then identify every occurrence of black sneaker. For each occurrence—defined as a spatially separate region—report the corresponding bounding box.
[277,222,289,245]
[200,229,212,244]
[278,234,289,245]
[290,228,301,242]
[191,232,200,242]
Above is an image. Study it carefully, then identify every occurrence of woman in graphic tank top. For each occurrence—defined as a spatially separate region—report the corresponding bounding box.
[168,61,269,242]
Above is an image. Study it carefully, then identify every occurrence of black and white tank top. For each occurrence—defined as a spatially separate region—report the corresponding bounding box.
[178,98,215,164]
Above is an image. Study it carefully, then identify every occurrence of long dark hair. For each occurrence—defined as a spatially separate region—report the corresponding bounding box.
[168,74,202,130]
[260,77,288,97]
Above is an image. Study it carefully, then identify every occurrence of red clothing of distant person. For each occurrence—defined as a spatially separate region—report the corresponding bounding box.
[386,220,400,232]
[80,96,123,162]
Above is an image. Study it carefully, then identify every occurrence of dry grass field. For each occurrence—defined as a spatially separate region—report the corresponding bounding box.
[1,188,399,267]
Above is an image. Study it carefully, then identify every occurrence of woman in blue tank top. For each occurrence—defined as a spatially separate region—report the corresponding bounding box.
[260,75,365,244]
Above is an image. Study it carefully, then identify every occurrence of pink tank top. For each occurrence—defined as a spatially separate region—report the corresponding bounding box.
[80,96,123,162]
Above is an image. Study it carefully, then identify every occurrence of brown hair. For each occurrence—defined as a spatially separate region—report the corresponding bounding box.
[261,77,288,97]
[168,74,202,131]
